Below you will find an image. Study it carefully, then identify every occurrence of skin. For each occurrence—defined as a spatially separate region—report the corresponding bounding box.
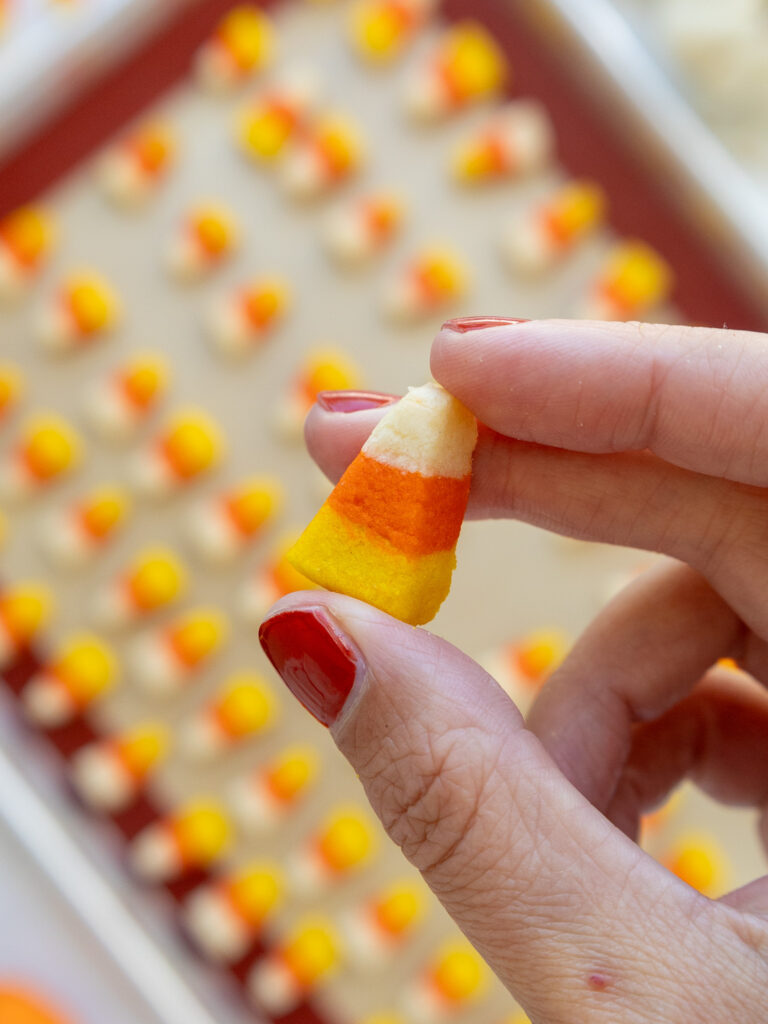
[264,320,768,1023]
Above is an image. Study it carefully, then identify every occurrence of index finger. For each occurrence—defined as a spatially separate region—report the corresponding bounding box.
[431,319,768,486]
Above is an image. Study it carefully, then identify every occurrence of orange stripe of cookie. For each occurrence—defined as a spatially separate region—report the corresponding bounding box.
[327,452,470,556]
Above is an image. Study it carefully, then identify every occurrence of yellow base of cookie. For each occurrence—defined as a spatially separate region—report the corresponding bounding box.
[286,504,455,626]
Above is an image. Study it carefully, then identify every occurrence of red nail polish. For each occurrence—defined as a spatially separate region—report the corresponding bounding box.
[317,390,399,413]
[259,608,361,726]
[441,316,530,333]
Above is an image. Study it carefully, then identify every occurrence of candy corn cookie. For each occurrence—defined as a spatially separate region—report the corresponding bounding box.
[196,5,275,91]
[0,363,23,424]
[70,722,169,812]
[130,799,232,881]
[0,987,74,1024]
[405,944,487,1020]
[99,121,175,206]
[230,745,318,833]
[342,880,424,966]
[0,583,53,669]
[184,862,283,962]
[0,206,54,299]
[287,383,477,625]
[248,918,340,1013]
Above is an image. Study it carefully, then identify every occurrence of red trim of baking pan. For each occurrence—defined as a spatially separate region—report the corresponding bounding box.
[0,0,276,214]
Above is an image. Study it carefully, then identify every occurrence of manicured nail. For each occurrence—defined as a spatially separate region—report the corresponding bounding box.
[259,608,362,726]
[441,316,530,333]
[317,390,399,413]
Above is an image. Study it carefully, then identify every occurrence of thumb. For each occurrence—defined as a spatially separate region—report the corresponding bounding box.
[259,592,749,1022]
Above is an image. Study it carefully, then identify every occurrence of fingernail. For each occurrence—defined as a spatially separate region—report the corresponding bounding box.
[317,390,399,413]
[441,316,530,333]
[259,607,362,727]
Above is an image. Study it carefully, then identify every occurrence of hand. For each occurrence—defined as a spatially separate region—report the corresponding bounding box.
[259,319,768,1023]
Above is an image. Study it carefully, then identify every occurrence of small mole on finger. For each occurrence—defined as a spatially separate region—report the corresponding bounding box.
[587,973,611,991]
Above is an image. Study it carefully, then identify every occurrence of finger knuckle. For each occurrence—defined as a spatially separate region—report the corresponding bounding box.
[386,735,484,875]
[356,712,492,879]
[697,482,768,579]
